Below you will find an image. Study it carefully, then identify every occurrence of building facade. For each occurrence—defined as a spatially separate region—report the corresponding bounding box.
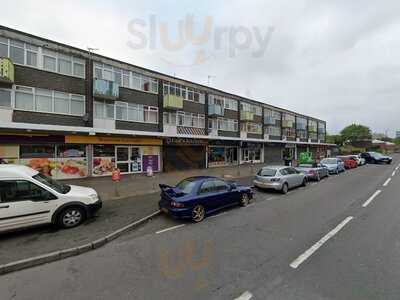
[0,26,330,179]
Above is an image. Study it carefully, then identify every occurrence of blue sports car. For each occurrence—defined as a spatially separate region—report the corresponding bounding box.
[159,176,254,222]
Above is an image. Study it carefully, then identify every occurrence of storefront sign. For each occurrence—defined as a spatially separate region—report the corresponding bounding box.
[164,137,207,146]
[143,155,159,172]
[240,142,262,149]
[209,140,239,147]
[0,135,65,144]
[65,135,162,146]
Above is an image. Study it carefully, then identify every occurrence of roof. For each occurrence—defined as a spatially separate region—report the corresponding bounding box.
[0,164,38,178]
[261,165,288,170]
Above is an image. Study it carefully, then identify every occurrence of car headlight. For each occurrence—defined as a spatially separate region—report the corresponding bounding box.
[89,194,99,201]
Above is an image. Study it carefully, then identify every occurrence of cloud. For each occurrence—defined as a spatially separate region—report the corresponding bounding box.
[2,0,400,136]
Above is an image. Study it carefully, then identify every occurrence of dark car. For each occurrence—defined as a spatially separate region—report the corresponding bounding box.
[360,152,392,164]
[159,176,254,222]
[295,163,329,181]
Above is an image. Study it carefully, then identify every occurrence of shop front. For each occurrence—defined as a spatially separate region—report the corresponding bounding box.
[240,142,264,164]
[264,143,284,165]
[65,135,162,177]
[208,140,239,167]
[0,134,88,180]
[282,144,296,166]
[163,138,207,172]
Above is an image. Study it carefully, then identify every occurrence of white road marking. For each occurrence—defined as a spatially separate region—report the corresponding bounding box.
[234,291,253,300]
[156,224,185,234]
[266,196,276,201]
[208,212,227,219]
[392,171,396,177]
[245,203,255,208]
[290,216,354,269]
[362,190,382,208]
[383,178,392,187]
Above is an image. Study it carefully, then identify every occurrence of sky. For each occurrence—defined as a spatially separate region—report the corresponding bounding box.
[2,0,400,136]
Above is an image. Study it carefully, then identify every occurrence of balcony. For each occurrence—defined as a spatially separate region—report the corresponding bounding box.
[93,79,119,100]
[163,94,184,110]
[208,104,224,117]
[282,120,294,128]
[0,58,14,86]
[240,111,254,121]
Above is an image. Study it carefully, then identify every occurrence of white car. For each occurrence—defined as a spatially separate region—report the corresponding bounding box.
[0,165,102,233]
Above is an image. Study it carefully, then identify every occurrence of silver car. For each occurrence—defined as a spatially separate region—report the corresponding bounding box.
[254,166,307,194]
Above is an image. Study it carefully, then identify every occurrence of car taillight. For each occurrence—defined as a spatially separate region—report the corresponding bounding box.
[171,201,185,208]
[308,170,316,175]
[270,178,280,182]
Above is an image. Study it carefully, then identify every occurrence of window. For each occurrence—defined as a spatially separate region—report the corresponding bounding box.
[73,58,85,77]
[216,118,238,132]
[13,86,85,116]
[224,98,238,111]
[15,86,34,111]
[199,180,215,194]
[58,54,72,75]
[0,89,11,107]
[242,122,262,134]
[0,36,8,57]
[26,44,38,67]
[163,82,205,104]
[94,65,158,93]
[35,89,53,112]
[42,49,57,72]
[266,126,281,136]
[9,39,24,64]
[0,180,54,203]
[296,117,307,130]
[213,180,229,192]
[54,92,69,114]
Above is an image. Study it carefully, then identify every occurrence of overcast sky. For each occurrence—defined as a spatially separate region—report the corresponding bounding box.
[3,0,400,136]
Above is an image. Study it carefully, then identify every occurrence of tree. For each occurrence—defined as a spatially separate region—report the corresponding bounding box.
[394,138,400,146]
[340,124,372,144]
[326,134,344,146]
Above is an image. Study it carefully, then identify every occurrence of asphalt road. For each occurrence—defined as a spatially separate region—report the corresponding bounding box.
[1,155,399,300]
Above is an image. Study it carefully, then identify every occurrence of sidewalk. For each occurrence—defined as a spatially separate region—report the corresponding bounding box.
[67,163,266,201]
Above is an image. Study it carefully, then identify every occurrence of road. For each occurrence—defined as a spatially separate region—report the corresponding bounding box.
[1,155,399,300]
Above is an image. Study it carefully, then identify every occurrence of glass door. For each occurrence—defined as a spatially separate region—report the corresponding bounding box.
[130,147,142,173]
[115,146,130,173]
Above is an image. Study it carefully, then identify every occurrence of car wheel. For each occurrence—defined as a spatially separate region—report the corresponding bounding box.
[301,178,307,187]
[57,206,86,229]
[316,173,321,181]
[240,193,250,207]
[191,205,205,223]
[336,169,339,175]
[281,183,289,194]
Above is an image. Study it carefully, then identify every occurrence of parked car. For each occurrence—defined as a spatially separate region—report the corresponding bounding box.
[338,156,358,169]
[354,154,366,166]
[320,158,346,174]
[0,165,102,233]
[296,163,329,181]
[253,166,307,194]
[360,152,393,164]
[159,176,253,223]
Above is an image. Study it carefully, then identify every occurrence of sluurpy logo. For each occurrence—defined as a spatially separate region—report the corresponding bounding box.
[127,14,274,67]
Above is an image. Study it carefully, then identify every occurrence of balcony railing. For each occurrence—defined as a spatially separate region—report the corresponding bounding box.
[0,58,14,85]
[163,94,184,110]
[282,120,295,128]
[240,111,254,121]
[208,104,224,116]
[93,79,119,100]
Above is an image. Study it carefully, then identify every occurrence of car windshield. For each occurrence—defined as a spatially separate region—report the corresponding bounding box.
[176,179,198,194]
[321,158,337,164]
[33,173,71,194]
[258,168,277,177]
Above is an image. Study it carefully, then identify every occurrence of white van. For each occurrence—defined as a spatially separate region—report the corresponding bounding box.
[0,165,102,233]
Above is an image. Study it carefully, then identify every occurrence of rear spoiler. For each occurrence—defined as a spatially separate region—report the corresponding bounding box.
[159,184,172,190]
[159,184,185,197]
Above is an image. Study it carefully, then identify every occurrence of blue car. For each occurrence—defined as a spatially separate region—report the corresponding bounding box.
[159,176,254,222]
